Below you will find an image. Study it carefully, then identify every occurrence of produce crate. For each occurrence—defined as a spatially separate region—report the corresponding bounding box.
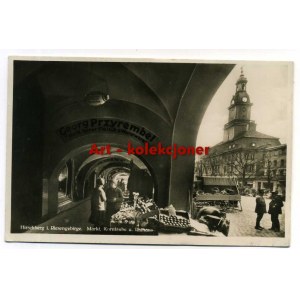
[158,209,191,233]
[110,220,136,230]
[110,208,138,230]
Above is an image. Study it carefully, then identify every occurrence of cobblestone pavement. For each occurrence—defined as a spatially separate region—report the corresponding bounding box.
[226,196,285,237]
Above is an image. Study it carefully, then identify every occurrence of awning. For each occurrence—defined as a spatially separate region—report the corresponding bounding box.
[202,177,236,186]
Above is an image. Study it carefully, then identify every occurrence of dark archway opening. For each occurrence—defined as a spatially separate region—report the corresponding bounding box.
[49,146,157,219]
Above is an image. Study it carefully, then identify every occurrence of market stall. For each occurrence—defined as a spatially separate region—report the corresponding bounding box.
[192,194,242,219]
[108,194,230,237]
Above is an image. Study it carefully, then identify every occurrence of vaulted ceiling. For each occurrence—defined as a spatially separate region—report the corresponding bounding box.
[14,60,197,126]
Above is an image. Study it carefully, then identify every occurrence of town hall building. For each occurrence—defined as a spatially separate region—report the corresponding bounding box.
[197,69,287,195]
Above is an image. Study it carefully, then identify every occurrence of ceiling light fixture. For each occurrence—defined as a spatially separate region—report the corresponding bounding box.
[85,76,110,106]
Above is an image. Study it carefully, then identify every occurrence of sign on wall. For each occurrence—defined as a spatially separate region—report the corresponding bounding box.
[57,118,159,144]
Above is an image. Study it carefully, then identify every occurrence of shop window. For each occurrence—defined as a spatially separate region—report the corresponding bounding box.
[42,179,48,217]
[57,164,70,206]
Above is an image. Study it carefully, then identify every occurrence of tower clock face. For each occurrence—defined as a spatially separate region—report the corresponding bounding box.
[242,97,247,103]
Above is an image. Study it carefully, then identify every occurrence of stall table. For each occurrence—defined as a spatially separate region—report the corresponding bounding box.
[192,194,242,218]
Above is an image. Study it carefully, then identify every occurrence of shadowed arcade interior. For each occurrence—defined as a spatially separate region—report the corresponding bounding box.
[11,60,234,232]
[54,146,154,213]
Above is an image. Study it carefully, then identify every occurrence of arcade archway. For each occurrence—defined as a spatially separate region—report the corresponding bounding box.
[45,145,156,218]
[10,60,234,232]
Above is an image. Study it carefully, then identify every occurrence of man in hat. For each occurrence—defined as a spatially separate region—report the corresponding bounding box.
[255,189,267,230]
[268,191,284,232]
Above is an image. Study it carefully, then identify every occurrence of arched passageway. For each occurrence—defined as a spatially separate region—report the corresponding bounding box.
[10,60,234,232]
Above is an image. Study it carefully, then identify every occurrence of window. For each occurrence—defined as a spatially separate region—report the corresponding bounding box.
[246,152,255,160]
[246,164,254,172]
[273,160,277,168]
[280,159,285,167]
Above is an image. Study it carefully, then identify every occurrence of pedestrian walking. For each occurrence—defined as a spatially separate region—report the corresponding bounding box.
[255,189,267,230]
[268,192,284,232]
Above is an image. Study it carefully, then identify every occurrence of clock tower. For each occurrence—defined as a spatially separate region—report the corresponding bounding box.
[223,68,256,142]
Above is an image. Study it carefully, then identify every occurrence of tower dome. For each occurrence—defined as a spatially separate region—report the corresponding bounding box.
[236,67,248,86]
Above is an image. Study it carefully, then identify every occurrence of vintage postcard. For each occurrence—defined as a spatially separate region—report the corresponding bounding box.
[5,56,293,246]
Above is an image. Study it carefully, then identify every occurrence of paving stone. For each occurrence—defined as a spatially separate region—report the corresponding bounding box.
[227,196,285,237]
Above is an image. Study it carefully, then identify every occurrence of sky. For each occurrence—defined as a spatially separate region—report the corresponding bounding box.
[196,62,292,147]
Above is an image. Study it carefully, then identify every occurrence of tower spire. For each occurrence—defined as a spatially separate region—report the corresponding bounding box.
[224,69,253,141]
[236,66,248,92]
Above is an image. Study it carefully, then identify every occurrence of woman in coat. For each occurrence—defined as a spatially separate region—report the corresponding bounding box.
[89,178,106,228]
[268,192,284,232]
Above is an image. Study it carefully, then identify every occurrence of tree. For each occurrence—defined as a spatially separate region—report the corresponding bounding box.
[194,158,202,178]
[202,155,219,176]
[261,151,278,189]
[225,150,258,186]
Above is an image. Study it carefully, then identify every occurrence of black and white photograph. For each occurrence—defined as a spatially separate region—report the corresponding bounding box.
[5,58,292,246]
[2,1,300,300]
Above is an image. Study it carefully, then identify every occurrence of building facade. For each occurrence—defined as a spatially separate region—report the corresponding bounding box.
[197,69,287,194]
